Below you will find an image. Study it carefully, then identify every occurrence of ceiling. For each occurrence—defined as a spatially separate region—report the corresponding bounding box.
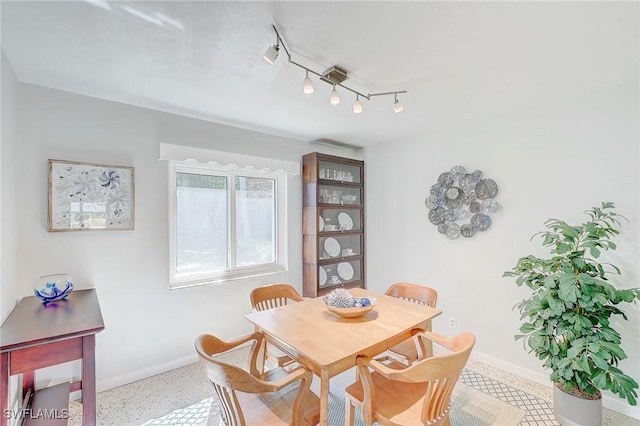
[1,1,637,147]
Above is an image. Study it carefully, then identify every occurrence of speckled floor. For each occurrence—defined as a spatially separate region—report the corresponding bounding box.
[68,349,639,425]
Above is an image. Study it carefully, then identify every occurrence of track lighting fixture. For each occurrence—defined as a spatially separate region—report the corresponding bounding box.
[393,93,404,113]
[330,85,340,105]
[263,24,406,114]
[303,70,314,94]
[353,95,363,114]
[263,32,280,65]
[263,43,279,64]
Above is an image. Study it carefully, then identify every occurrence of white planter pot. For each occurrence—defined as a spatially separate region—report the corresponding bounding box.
[553,385,602,426]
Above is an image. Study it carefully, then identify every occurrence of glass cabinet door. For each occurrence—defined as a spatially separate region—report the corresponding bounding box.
[319,235,362,260]
[318,260,362,289]
[318,184,361,206]
[318,208,362,232]
[318,160,362,184]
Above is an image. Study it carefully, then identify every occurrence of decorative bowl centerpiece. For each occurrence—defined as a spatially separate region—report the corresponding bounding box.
[34,274,73,304]
[323,288,376,318]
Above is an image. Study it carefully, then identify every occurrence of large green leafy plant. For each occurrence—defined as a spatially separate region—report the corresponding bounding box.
[504,202,639,404]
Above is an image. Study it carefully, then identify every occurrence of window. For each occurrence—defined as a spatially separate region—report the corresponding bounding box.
[169,161,287,288]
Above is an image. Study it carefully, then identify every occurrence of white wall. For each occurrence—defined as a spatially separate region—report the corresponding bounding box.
[3,78,353,391]
[2,58,638,418]
[1,50,19,323]
[364,80,639,418]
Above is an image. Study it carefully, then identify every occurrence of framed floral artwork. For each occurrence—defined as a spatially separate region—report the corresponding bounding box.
[48,159,135,231]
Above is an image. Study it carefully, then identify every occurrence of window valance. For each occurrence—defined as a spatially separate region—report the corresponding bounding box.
[159,143,300,175]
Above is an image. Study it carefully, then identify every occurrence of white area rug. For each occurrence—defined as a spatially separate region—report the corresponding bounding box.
[450,383,525,425]
[68,353,636,425]
[141,369,525,426]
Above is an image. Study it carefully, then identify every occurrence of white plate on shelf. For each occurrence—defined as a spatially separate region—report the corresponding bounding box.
[338,212,354,230]
[319,267,327,286]
[319,216,325,232]
[337,262,354,281]
[324,237,341,258]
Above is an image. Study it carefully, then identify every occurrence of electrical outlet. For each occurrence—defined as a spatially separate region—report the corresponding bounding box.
[449,317,457,328]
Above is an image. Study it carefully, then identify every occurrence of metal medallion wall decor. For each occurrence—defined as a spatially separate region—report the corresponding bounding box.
[425,166,499,239]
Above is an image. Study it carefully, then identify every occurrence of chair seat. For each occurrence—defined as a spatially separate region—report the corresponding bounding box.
[345,360,451,426]
[237,378,320,425]
[264,343,298,371]
[267,344,294,362]
[387,339,419,362]
[267,345,289,358]
[259,365,295,381]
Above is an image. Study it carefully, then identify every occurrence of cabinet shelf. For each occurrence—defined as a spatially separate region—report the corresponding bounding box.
[303,152,365,297]
[317,257,362,265]
[318,230,361,236]
[318,203,362,208]
[318,179,362,187]
[23,382,70,426]
[319,281,364,293]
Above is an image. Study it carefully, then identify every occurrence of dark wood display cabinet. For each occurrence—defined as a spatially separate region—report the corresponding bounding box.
[302,152,365,297]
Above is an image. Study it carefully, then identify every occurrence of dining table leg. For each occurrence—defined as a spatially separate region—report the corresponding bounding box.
[320,369,330,426]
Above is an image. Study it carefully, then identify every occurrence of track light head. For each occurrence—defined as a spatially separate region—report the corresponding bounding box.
[353,95,363,114]
[263,43,279,64]
[393,93,404,113]
[393,99,404,113]
[330,85,340,105]
[303,70,314,94]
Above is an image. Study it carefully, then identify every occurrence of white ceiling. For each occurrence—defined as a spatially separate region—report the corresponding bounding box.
[1,1,637,147]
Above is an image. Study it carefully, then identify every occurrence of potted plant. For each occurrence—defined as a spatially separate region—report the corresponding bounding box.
[503,202,639,426]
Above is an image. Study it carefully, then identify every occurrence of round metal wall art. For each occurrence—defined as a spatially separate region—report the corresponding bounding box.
[425,166,499,239]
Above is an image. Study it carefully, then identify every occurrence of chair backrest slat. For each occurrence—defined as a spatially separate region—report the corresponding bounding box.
[250,284,304,311]
[213,381,243,426]
[385,282,438,308]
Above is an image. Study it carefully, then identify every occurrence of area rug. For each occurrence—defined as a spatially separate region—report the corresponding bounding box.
[141,369,525,425]
[68,351,635,425]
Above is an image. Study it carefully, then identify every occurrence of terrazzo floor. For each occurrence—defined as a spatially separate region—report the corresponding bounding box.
[68,350,639,425]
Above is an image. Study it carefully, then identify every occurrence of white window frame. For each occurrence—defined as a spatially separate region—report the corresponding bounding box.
[168,160,288,289]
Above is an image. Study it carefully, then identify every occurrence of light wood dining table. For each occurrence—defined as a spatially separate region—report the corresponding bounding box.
[244,288,442,426]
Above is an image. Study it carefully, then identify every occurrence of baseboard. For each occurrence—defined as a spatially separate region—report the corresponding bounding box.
[471,351,640,421]
[97,353,199,393]
[95,333,253,393]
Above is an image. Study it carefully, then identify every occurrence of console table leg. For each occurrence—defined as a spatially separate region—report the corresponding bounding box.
[1,352,8,426]
[81,335,97,426]
[22,371,34,396]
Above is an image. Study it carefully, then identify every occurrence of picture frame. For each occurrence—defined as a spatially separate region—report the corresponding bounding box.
[48,159,135,231]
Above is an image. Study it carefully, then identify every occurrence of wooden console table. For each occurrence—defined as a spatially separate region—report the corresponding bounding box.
[0,289,104,426]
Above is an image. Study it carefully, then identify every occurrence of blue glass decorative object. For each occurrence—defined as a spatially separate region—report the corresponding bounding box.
[34,274,73,304]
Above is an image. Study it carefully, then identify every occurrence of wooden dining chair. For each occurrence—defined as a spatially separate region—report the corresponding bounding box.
[345,331,475,426]
[381,283,438,364]
[250,284,305,371]
[195,331,320,426]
